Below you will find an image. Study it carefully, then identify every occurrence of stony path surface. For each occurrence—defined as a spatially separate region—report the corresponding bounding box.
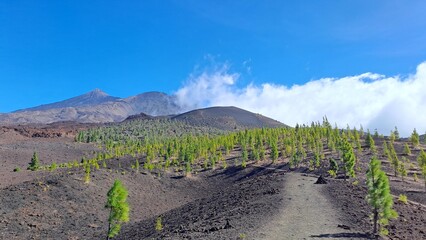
[257,172,355,240]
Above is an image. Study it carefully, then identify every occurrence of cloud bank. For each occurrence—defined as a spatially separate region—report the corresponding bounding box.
[175,62,426,137]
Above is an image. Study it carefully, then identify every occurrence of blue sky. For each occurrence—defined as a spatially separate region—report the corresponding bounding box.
[1,0,426,115]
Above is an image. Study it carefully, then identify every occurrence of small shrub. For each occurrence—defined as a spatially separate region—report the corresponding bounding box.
[222,159,227,169]
[239,233,247,239]
[328,169,337,178]
[13,167,21,172]
[398,194,408,204]
[155,217,163,232]
[73,160,79,168]
[144,162,154,172]
[413,172,418,182]
[165,158,171,170]
[134,159,139,172]
[241,159,247,168]
[185,162,191,176]
[84,164,91,184]
[50,162,57,171]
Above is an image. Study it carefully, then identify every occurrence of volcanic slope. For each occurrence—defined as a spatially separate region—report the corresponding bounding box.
[172,106,286,131]
[0,89,181,125]
[13,88,119,112]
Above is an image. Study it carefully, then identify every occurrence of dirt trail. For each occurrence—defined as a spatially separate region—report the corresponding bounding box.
[257,172,358,240]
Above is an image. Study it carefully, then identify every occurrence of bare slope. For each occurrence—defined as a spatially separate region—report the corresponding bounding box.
[0,90,181,125]
[172,106,286,130]
[13,89,119,112]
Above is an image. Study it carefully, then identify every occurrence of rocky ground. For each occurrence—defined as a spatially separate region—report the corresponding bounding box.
[0,126,98,188]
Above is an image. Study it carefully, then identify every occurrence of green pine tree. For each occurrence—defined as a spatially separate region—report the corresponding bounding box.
[84,163,91,184]
[27,152,40,171]
[366,157,398,236]
[389,131,396,143]
[393,126,400,140]
[340,138,356,180]
[185,161,192,176]
[135,159,140,172]
[270,141,279,163]
[382,141,389,157]
[366,132,377,155]
[388,143,399,177]
[373,129,379,139]
[106,179,130,239]
[241,148,248,168]
[403,143,411,156]
[417,150,426,190]
[398,159,407,182]
[411,128,420,148]
[155,216,163,232]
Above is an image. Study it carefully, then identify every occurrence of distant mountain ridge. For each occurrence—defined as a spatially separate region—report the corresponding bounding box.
[0,90,286,129]
[0,89,181,125]
[13,89,119,112]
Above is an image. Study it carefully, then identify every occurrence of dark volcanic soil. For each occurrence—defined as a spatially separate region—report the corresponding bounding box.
[324,178,426,240]
[0,166,243,240]
[0,126,98,188]
[118,167,287,240]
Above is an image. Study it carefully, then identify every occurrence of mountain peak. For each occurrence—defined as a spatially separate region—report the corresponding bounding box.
[13,88,119,113]
[87,88,109,97]
[9,90,182,121]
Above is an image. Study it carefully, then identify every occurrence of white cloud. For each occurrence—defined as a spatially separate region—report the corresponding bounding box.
[175,62,426,137]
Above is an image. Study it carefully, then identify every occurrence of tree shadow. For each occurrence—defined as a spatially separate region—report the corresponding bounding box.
[170,175,184,179]
[310,232,372,239]
[206,162,289,182]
